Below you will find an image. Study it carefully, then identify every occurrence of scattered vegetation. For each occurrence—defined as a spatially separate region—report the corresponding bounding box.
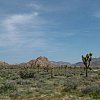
[0,56,100,99]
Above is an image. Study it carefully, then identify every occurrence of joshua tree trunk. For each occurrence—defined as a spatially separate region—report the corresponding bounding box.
[86,67,88,77]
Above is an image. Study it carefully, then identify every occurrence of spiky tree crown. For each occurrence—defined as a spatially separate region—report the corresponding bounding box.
[82,52,92,68]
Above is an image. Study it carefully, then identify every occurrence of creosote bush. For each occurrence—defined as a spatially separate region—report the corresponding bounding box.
[9,91,21,99]
[19,69,35,79]
[0,81,17,94]
[81,84,100,99]
[62,78,78,92]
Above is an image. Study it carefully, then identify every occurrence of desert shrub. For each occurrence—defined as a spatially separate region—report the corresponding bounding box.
[9,91,21,99]
[62,78,79,92]
[16,79,32,85]
[0,69,18,80]
[0,81,17,94]
[97,70,100,75]
[35,79,54,94]
[10,75,20,80]
[0,70,9,77]
[19,70,35,79]
[36,80,46,88]
[81,84,100,99]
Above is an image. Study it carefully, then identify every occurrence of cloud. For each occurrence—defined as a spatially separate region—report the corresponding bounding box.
[3,13,38,32]
[0,1,78,54]
[0,12,46,47]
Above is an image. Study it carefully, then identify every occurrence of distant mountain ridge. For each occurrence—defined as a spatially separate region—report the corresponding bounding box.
[74,58,100,67]
[50,61,71,66]
[0,57,100,67]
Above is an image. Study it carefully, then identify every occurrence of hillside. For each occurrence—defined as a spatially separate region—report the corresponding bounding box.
[0,61,9,68]
[26,56,57,68]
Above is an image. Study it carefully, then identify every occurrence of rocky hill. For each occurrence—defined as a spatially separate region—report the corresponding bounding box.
[26,56,57,68]
[0,61,9,68]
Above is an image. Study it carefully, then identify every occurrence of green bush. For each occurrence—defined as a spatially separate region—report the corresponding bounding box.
[0,70,10,77]
[81,84,100,99]
[62,78,78,92]
[9,91,21,99]
[10,75,20,80]
[0,81,17,94]
[19,70,35,79]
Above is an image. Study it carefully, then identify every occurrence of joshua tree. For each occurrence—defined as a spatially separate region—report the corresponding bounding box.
[82,53,92,77]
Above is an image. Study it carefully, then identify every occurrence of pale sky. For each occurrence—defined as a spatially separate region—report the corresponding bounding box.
[0,0,100,64]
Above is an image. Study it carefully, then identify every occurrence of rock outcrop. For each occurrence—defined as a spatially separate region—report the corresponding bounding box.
[0,61,9,69]
[26,56,56,68]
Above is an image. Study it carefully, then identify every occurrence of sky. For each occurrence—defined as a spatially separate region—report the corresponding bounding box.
[0,0,100,64]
